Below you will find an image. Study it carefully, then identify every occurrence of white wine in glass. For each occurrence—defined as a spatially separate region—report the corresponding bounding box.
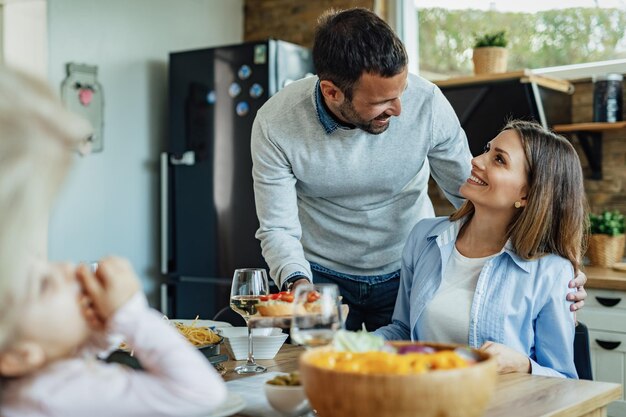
[290,283,343,349]
[230,295,261,319]
[229,268,269,374]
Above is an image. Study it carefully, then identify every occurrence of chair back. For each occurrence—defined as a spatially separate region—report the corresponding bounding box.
[574,321,593,380]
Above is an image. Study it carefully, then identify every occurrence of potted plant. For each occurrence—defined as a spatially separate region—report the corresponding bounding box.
[587,210,625,267]
[472,31,508,75]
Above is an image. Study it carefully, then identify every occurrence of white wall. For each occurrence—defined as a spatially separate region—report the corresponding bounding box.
[2,0,47,78]
[47,0,244,304]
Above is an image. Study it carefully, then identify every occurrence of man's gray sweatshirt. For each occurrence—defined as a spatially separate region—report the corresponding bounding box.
[251,73,471,287]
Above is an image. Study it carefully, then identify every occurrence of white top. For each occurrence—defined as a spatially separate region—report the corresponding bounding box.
[0,293,228,417]
[418,245,497,344]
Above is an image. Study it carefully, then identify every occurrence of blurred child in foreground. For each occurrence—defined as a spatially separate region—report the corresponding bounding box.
[0,67,227,416]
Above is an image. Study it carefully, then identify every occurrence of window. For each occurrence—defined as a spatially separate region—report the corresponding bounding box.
[415,0,626,79]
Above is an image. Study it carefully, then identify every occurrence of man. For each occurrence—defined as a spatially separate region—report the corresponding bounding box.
[251,8,586,331]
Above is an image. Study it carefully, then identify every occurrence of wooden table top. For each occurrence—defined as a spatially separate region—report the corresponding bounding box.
[583,265,626,291]
[223,344,621,417]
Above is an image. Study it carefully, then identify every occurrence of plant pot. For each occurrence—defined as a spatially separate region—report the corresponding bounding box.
[587,234,625,267]
[472,47,508,75]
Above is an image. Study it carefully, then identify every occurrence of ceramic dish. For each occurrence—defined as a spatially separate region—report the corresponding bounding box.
[219,327,288,360]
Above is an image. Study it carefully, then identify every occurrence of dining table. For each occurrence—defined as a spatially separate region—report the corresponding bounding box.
[221,344,622,417]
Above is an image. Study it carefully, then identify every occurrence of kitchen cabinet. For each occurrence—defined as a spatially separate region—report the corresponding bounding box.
[434,70,573,157]
[577,266,626,416]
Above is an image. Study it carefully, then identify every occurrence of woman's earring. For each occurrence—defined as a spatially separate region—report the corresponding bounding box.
[514,201,522,209]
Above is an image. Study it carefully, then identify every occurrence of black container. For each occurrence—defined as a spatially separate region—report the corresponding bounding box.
[593,73,623,123]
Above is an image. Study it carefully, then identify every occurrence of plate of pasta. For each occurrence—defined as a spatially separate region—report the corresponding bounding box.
[173,319,224,344]
[118,317,230,358]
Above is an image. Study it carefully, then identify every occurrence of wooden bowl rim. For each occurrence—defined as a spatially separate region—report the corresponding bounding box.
[299,341,495,378]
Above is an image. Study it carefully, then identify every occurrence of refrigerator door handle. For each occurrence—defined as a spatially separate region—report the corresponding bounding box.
[170,151,196,166]
[161,152,169,274]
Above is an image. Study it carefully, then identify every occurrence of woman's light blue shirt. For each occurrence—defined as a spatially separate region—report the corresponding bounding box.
[375,217,578,379]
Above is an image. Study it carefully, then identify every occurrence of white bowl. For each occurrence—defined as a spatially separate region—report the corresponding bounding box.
[220,327,288,360]
[264,382,311,417]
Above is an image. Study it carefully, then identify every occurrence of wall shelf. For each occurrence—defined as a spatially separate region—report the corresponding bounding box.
[552,122,626,180]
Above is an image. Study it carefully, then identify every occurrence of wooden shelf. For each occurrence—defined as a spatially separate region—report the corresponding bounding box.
[434,69,574,93]
[552,122,626,180]
[553,121,626,133]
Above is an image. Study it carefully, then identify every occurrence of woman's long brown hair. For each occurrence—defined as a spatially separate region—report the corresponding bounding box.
[450,120,588,272]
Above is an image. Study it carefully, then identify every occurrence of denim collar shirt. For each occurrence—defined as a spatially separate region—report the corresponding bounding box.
[375,217,578,378]
[314,79,354,134]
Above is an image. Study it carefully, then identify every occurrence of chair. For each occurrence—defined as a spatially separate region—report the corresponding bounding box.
[574,321,593,380]
[212,306,246,327]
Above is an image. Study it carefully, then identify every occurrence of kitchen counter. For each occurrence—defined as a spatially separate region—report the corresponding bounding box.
[583,265,626,291]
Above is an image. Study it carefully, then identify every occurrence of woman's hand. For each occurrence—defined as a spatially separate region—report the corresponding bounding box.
[567,270,587,312]
[479,341,531,374]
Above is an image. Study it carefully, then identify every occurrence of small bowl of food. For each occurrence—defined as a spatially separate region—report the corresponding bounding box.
[264,372,311,417]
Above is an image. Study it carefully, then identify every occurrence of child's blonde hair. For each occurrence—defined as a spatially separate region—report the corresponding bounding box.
[0,67,92,349]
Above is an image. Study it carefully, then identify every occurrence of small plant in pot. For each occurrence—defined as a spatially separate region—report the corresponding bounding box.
[587,210,625,267]
[472,30,508,75]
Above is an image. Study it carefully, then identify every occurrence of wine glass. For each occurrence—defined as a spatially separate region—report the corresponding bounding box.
[229,268,270,374]
[290,283,343,349]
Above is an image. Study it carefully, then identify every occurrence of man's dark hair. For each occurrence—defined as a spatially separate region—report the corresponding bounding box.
[313,8,407,100]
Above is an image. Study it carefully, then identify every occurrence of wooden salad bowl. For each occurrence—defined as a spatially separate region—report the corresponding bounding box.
[299,341,497,417]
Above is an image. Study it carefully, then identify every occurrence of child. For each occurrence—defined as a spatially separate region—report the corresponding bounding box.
[1,257,227,416]
[0,67,91,349]
[0,67,227,415]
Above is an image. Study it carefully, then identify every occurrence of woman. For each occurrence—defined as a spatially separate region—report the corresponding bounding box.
[375,120,586,378]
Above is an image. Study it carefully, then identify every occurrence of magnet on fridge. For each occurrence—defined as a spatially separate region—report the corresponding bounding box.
[238,65,252,80]
[236,101,250,117]
[206,90,216,104]
[229,83,242,98]
[249,83,264,99]
[254,44,267,65]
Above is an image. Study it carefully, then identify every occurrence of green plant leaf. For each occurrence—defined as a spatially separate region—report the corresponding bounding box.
[474,30,508,48]
[589,210,625,235]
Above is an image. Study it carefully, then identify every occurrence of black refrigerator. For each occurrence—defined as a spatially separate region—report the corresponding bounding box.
[161,39,314,319]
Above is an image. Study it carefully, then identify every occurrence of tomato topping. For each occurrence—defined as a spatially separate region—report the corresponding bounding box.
[307,291,321,303]
[259,295,269,302]
[279,293,294,303]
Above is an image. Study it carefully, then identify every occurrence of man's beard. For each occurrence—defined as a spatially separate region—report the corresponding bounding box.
[338,100,391,135]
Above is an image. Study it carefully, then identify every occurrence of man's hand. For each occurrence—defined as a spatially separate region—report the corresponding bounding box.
[77,256,140,325]
[479,341,531,374]
[567,270,587,312]
[289,278,311,293]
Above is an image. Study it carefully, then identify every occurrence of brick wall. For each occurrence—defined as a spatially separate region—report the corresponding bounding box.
[244,0,375,46]
[571,79,626,217]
